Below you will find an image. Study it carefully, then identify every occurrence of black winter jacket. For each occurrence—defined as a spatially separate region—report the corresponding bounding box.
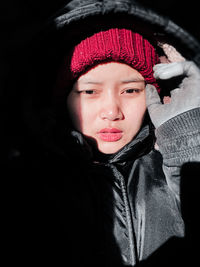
[3,1,200,267]
[43,110,199,267]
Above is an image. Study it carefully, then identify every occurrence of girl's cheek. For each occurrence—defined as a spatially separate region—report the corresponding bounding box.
[81,104,97,133]
[67,98,82,130]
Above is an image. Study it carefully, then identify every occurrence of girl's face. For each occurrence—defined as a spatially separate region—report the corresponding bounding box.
[67,62,146,154]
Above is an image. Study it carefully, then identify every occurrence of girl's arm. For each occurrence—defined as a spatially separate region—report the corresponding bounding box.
[146,61,200,199]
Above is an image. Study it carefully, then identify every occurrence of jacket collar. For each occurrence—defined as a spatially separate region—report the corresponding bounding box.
[70,123,155,164]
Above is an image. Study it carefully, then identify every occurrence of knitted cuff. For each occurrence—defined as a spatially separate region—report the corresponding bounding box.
[155,108,200,164]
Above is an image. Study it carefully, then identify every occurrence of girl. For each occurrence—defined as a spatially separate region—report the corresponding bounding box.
[51,26,200,266]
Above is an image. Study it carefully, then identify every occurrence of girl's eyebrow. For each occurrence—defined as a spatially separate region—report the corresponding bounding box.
[80,81,103,84]
[78,77,103,84]
[121,78,145,83]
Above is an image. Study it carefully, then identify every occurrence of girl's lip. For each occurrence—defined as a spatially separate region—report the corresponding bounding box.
[99,128,122,133]
[98,128,123,142]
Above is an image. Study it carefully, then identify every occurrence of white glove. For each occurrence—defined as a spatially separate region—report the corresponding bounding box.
[146,61,200,128]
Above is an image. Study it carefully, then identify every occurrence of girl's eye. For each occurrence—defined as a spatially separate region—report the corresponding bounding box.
[77,90,96,95]
[84,90,95,94]
[123,89,141,94]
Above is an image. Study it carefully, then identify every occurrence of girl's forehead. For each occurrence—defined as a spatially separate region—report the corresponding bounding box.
[77,62,145,83]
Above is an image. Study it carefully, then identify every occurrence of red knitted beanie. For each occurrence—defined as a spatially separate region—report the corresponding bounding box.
[57,28,161,93]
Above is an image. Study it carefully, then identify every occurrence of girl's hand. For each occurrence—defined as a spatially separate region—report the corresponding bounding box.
[146,61,200,128]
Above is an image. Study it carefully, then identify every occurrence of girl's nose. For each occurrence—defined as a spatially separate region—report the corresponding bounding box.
[100,98,123,121]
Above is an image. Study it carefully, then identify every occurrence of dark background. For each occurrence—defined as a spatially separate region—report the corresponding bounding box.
[1,1,199,265]
[1,0,199,53]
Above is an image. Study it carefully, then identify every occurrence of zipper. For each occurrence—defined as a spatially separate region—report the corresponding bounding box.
[109,164,138,266]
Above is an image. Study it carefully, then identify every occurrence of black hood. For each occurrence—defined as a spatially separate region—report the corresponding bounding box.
[44,0,200,66]
[31,0,200,115]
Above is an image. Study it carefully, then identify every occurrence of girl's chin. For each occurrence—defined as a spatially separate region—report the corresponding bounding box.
[97,141,126,154]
